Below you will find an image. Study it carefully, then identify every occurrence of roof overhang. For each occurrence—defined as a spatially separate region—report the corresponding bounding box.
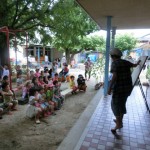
[76,0,150,30]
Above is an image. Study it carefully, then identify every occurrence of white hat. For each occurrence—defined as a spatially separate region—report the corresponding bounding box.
[110,48,122,57]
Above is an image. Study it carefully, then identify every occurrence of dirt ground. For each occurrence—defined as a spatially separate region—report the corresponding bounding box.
[0,68,98,150]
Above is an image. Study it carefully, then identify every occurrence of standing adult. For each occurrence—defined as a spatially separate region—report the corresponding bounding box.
[108,48,140,134]
[84,57,93,80]
[61,56,66,69]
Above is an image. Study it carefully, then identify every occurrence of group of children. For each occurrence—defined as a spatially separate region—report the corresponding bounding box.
[0,64,87,123]
[26,80,64,124]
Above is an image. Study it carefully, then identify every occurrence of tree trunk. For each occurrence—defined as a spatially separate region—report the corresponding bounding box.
[70,53,75,61]
[0,35,9,66]
[65,48,71,64]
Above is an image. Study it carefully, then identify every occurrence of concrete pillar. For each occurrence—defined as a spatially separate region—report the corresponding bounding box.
[104,16,112,96]
[34,46,36,57]
[111,27,117,49]
[38,47,40,64]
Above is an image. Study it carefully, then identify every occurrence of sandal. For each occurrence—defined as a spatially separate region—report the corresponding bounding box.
[111,129,117,134]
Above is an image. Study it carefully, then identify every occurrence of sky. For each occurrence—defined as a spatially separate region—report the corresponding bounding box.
[90,29,150,38]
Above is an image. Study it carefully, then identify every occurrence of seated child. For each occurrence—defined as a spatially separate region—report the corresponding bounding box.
[37,87,50,117]
[16,73,24,89]
[16,65,22,78]
[34,68,40,78]
[53,73,59,81]
[26,87,42,124]
[32,77,41,89]
[46,84,58,111]
[30,70,35,80]
[44,69,49,80]
[38,86,56,116]
[47,76,53,85]
[69,75,78,94]
[1,82,18,115]
[77,74,87,92]
[2,75,17,100]
[21,81,32,103]
[48,68,52,78]
[38,76,45,87]
[2,75,9,84]
[53,80,64,109]
[40,70,44,77]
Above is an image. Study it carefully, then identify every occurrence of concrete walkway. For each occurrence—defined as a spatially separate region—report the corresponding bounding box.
[58,85,150,150]
[57,88,104,150]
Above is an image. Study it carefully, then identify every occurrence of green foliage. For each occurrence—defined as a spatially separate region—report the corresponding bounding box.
[0,0,100,64]
[91,57,105,82]
[51,0,99,53]
[115,34,137,53]
[80,36,105,52]
[0,0,56,44]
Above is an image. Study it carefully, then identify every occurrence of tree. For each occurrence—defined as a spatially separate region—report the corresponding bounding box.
[0,0,99,65]
[51,0,99,63]
[115,34,137,54]
[85,36,105,52]
[0,0,56,65]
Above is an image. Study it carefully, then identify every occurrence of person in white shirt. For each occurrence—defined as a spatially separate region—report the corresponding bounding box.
[61,56,67,69]
[0,65,10,78]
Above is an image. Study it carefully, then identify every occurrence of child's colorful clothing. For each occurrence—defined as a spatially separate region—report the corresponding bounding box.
[2,90,18,106]
[48,80,53,85]
[26,96,41,118]
[53,77,59,81]
[34,72,40,78]
[46,90,53,100]
[53,86,64,108]
[69,80,75,89]
[69,79,78,93]
[16,78,23,86]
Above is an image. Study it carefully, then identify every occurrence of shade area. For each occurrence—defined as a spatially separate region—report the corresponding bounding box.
[76,0,150,30]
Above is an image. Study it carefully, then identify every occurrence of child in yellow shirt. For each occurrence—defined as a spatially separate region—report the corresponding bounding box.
[69,76,78,94]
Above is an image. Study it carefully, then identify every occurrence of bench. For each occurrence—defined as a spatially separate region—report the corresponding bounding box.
[61,88,72,100]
